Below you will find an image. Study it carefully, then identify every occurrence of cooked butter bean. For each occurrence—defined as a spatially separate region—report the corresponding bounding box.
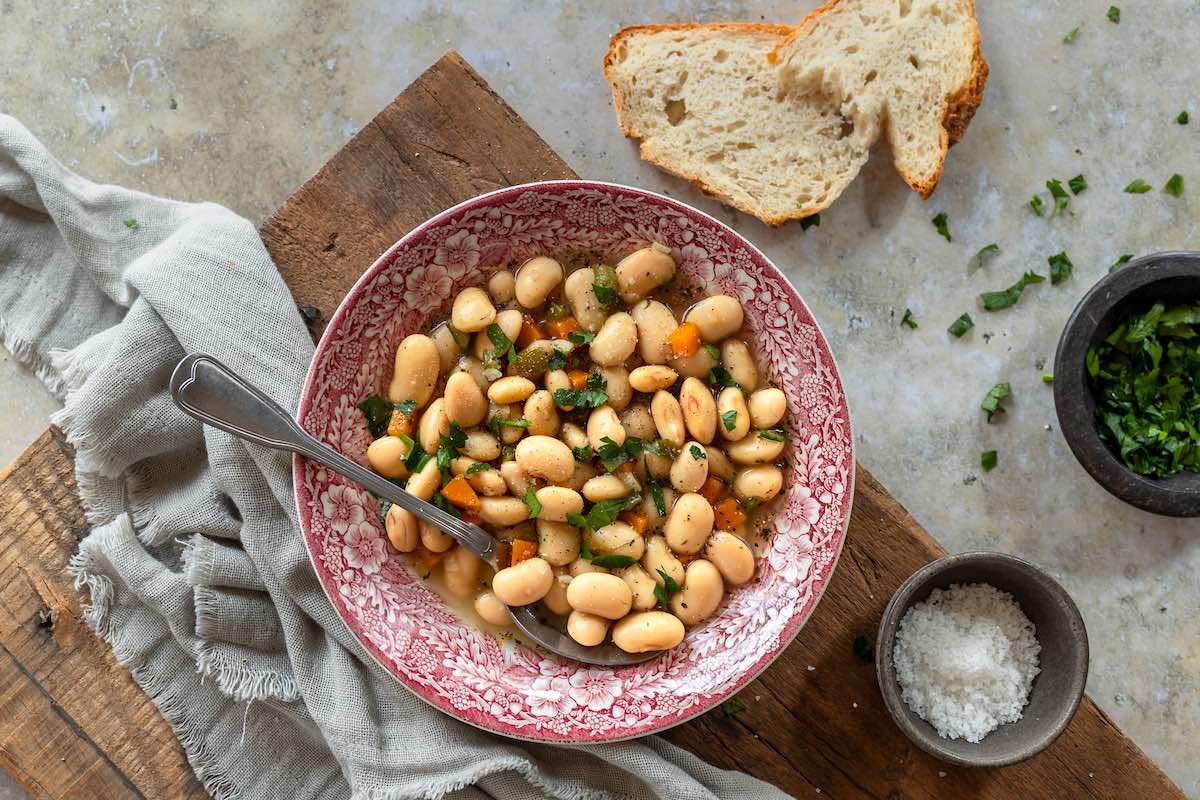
[452,458,506,496]
[679,377,717,444]
[455,355,490,394]
[367,436,411,479]
[616,245,676,303]
[670,441,710,493]
[705,446,735,481]
[420,520,455,553]
[716,387,750,441]
[491,557,554,605]
[388,334,440,408]
[472,309,522,360]
[405,457,442,501]
[617,564,658,611]
[460,429,501,461]
[515,256,563,308]
[452,287,497,333]
[384,504,418,552]
[582,474,632,502]
[567,610,609,646]
[515,435,574,482]
[670,347,716,380]
[543,571,572,614]
[670,559,724,625]
[564,267,607,332]
[587,405,626,451]
[537,519,581,565]
[612,611,685,652]
[663,492,714,554]
[500,460,532,498]
[620,405,657,440]
[544,369,571,403]
[569,556,608,577]
[590,312,638,366]
[632,299,678,364]
[748,388,787,429]
[651,390,686,447]
[474,591,512,626]
[643,535,684,587]
[727,434,785,465]
[563,460,596,492]
[629,365,678,393]
[535,486,584,523]
[443,546,483,596]
[487,270,516,305]
[418,398,450,454]
[444,372,488,427]
[704,531,756,585]
[523,389,560,437]
[720,340,758,391]
[566,572,634,620]
[685,295,744,342]
[430,323,463,374]
[489,404,526,445]
[644,450,672,480]
[640,487,675,530]
[478,496,530,526]
[488,376,536,404]
[733,465,784,503]
[590,521,645,560]
[596,366,631,412]
[559,422,589,452]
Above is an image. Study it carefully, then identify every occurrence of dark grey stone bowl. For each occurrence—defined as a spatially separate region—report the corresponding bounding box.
[875,552,1089,767]
[1053,252,1200,517]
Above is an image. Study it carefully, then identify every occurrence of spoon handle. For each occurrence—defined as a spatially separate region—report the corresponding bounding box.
[168,353,498,564]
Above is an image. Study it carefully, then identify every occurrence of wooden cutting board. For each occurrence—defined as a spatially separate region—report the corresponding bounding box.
[0,52,1184,800]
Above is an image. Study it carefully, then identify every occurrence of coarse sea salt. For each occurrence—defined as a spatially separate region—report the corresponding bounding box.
[893,582,1041,743]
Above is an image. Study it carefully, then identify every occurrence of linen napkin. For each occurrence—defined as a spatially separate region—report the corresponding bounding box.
[0,113,791,800]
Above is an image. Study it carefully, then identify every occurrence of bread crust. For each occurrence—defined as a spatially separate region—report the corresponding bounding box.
[604,23,811,227]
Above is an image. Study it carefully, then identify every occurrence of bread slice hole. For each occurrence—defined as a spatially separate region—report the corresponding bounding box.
[909,54,920,69]
[714,49,729,63]
[898,0,913,17]
[665,99,687,126]
[863,69,878,85]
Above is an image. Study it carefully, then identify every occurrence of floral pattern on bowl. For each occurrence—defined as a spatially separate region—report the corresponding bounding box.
[294,181,854,742]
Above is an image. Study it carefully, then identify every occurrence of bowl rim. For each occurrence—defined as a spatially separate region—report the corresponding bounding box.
[1052,251,1200,517]
[874,551,1089,767]
[291,179,858,742]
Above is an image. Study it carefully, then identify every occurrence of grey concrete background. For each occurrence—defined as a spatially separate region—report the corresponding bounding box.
[1,0,1197,797]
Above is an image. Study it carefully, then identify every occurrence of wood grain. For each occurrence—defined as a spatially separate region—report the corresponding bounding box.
[0,51,1185,799]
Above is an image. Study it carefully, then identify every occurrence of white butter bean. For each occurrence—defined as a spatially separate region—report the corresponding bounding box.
[535,486,584,523]
[567,610,609,646]
[704,531,756,585]
[515,256,563,308]
[500,460,532,498]
[582,474,632,502]
[685,295,744,342]
[616,245,676,303]
[720,340,758,391]
[460,429,501,461]
[452,287,497,333]
[620,405,657,440]
[444,371,488,427]
[451,457,506,496]
[564,267,607,332]
[487,270,515,304]
[454,355,490,394]
[515,435,574,482]
[523,389,560,437]
[472,309,522,360]
[596,366,631,412]
[488,376,536,404]
[563,460,596,492]
[566,572,634,620]
[367,436,411,479]
[640,487,675,530]
[612,611,685,652]
[631,299,678,364]
[651,390,686,447]
[388,334,440,408]
[670,559,724,625]
[420,520,455,553]
[537,519,581,565]
[544,369,571,403]
[590,521,645,560]
[491,557,554,605]
[748,388,787,429]
[705,446,735,480]
[478,496,530,526]
[679,377,717,444]
[418,398,450,454]
[663,492,714,555]
[543,571,572,614]
[629,365,678,393]
[569,557,608,577]
[643,535,684,587]
[384,504,418,552]
[443,546,483,596]
[670,441,710,493]
[733,465,784,502]
[617,564,658,611]
[405,457,442,501]
[670,347,716,380]
[559,422,589,452]
[716,387,750,441]
[590,312,638,366]
[587,405,626,451]
[727,434,785,465]
[474,591,512,626]
[430,323,463,374]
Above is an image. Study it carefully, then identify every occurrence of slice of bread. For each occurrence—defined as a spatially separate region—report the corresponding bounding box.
[770,0,987,197]
[604,24,870,227]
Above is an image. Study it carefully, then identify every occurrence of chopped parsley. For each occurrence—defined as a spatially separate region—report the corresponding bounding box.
[1109,254,1135,272]
[800,214,820,231]
[123,217,140,230]
[396,399,417,416]
[758,430,786,442]
[567,330,595,346]
[1087,301,1200,477]
[465,461,490,476]
[720,697,747,717]
[405,446,431,474]
[981,382,1012,422]
[379,499,393,527]
[1048,250,1074,285]
[357,394,394,439]
[981,450,998,471]
[486,323,517,364]
[708,365,744,392]
[1106,5,1120,23]
[643,439,677,459]
[653,568,682,605]
[590,554,638,569]
[980,271,1045,311]
[572,445,594,462]
[900,308,918,330]
[1043,373,1055,384]
[703,343,721,361]
[548,349,567,371]
[523,486,542,519]
[1030,195,1045,216]
[852,635,874,663]
[744,497,760,511]
[931,212,951,242]
[1046,179,1070,215]
[1068,174,1088,195]
[689,444,706,460]
[433,491,460,518]
[1062,26,1080,43]
[948,312,974,338]
[1178,110,1190,125]
[973,243,1000,270]
[647,471,666,516]
[567,495,641,531]
[722,409,738,431]
[1164,173,1184,197]
[436,422,468,471]
[1124,178,1151,194]
[554,372,608,408]
[597,436,636,472]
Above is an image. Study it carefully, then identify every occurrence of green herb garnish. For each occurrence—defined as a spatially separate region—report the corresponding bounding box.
[800,214,820,231]
[703,343,721,361]
[567,330,595,346]
[901,308,918,330]
[1063,26,1080,43]
[689,444,706,460]
[647,472,666,517]
[1068,174,1087,195]
[709,365,744,392]
[572,445,593,462]
[1164,174,1184,197]
[379,499,393,527]
[590,554,637,569]
[1046,179,1070,215]
[981,382,1012,422]
[1178,111,1190,125]
[465,462,490,476]
[548,349,567,371]
[653,567,682,605]
[1124,178,1151,194]
[123,217,140,230]
[973,243,1000,270]
[592,264,621,308]
[744,497,760,511]
[357,394,393,439]
[1110,254,1135,273]
[496,417,531,429]
[554,372,608,408]
[720,697,747,717]
[981,450,998,471]
[567,495,641,531]
[1106,5,1120,23]
[1048,250,1074,285]
[1043,373,1055,384]
[1030,195,1045,216]
[597,436,633,472]
[948,313,974,338]
[931,212,951,242]
[758,430,786,442]
[486,323,517,364]
[722,409,738,431]
[523,486,542,519]
[980,271,1045,311]
[852,635,874,663]
[436,422,468,471]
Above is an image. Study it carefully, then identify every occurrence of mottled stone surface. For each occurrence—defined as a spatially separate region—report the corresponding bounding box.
[1,1,1196,796]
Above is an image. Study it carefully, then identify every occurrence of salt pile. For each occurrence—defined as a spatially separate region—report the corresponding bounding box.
[893,582,1041,743]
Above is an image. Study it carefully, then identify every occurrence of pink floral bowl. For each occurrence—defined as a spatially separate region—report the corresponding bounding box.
[294,181,854,743]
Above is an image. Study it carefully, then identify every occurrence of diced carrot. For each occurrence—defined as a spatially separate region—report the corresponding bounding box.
[387,409,414,437]
[699,476,726,505]
[545,316,581,339]
[668,321,701,358]
[713,497,746,532]
[511,539,538,564]
[567,370,589,389]
[441,475,481,513]
[516,315,544,348]
[620,510,648,536]
[461,510,482,526]
[614,461,635,476]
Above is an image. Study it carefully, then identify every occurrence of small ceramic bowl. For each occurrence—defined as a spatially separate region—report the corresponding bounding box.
[1053,252,1200,517]
[875,552,1088,767]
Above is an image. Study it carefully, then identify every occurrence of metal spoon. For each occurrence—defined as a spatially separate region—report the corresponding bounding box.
[169,353,658,666]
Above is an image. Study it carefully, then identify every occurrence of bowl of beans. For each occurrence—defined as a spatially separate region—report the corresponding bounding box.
[295,181,854,742]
